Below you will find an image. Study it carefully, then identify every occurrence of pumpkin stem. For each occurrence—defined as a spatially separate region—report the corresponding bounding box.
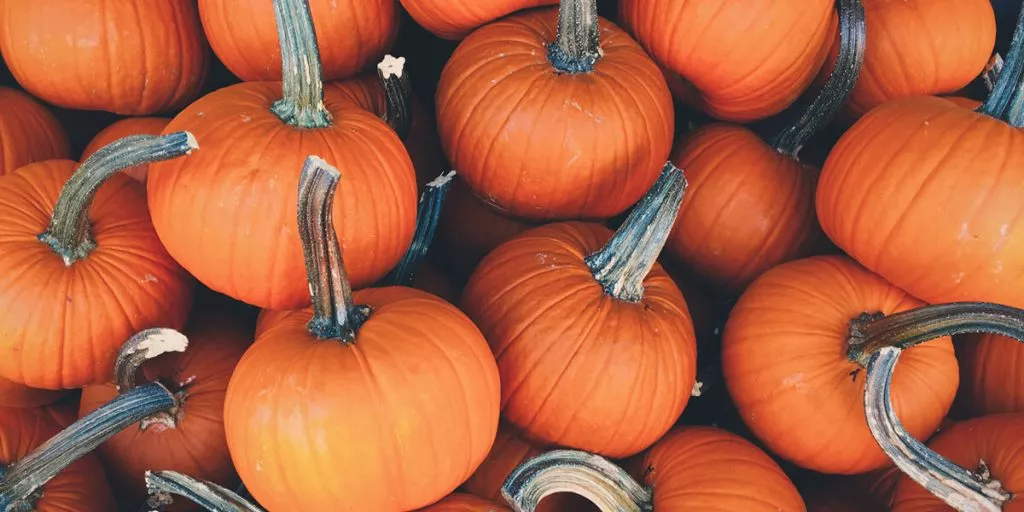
[983,53,1004,94]
[297,156,371,343]
[38,132,198,266]
[585,162,686,303]
[145,471,264,512]
[270,0,332,129]
[381,170,456,287]
[114,328,190,431]
[765,0,866,157]
[548,0,602,73]
[0,383,175,511]
[502,450,653,512]
[378,55,412,139]
[979,4,1024,125]
[846,302,1024,368]
[864,347,1011,511]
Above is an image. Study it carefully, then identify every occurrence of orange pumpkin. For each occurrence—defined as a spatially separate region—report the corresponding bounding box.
[461,164,696,458]
[82,117,171,183]
[436,0,673,220]
[415,493,510,512]
[0,0,208,115]
[147,0,417,310]
[224,157,500,511]
[722,255,958,474]
[618,0,834,121]
[0,133,195,389]
[0,86,69,176]
[198,0,397,82]
[0,377,66,409]
[955,333,1024,418]
[802,466,900,512]
[399,0,556,39]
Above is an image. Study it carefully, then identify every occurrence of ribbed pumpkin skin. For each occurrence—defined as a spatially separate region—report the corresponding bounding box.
[954,333,1024,417]
[845,0,995,117]
[0,406,116,511]
[461,222,696,458]
[146,83,417,310]
[818,96,1024,309]
[436,9,673,221]
[723,255,958,474]
[618,0,834,122]
[0,377,66,409]
[0,87,69,176]
[398,0,556,39]
[225,287,501,512]
[416,493,510,512]
[0,0,208,115]
[82,117,171,183]
[892,414,1024,511]
[665,124,820,294]
[632,426,805,511]
[0,161,192,389]
[198,0,396,82]
[78,303,253,511]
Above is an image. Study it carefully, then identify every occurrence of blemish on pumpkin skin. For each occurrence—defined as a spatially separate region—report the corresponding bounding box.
[140,274,158,284]
[781,373,807,390]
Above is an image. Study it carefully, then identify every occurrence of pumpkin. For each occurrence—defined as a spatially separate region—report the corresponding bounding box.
[0,0,208,115]
[802,466,900,512]
[617,0,835,122]
[82,117,171,183]
[0,377,66,409]
[954,333,1024,418]
[147,0,417,310]
[198,0,397,82]
[0,86,69,176]
[79,292,253,511]
[722,255,958,474]
[398,0,556,40]
[436,0,674,221]
[461,164,696,458]
[223,156,500,511]
[415,493,510,512]
[0,132,196,389]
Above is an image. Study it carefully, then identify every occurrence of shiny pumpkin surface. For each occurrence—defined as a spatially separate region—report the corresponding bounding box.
[415,493,510,512]
[0,160,192,389]
[618,0,834,122]
[82,117,171,183]
[955,333,1024,417]
[436,8,673,221]
[398,0,556,39]
[146,83,417,310]
[461,222,696,458]
[723,255,958,474]
[0,0,208,115]
[225,287,501,511]
[818,96,1024,309]
[0,87,69,176]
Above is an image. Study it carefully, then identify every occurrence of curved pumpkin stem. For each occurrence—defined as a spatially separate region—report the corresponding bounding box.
[979,3,1024,125]
[982,53,1004,94]
[381,170,456,287]
[378,54,412,139]
[765,0,866,157]
[549,0,601,73]
[585,162,686,303]
[270,0,332,129]
[145,471,264,512]
[502,450,652,512]
[297,156,371,342]
[865,347,1011,511]
[114,328,190,431]
[39,132,198,265]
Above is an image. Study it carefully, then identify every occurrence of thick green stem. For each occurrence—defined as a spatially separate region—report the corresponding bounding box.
[114,328,190,431]
[502,450,652,512]
[270,0,332,128]
[378,55,412,139]
[548,0,601,73]
[381,171,455,287]
[979,4,1024,125]
[38,132,197,265]
[297,156,371,342]
[982,53,1004,94]
[766,0,865,156]
[145,471,264,512]
[585,162,686,303]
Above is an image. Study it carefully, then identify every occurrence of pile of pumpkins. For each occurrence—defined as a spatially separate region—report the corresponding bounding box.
[0,0,1022,510]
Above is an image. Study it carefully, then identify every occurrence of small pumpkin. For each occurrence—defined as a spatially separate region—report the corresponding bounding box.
[82,117,171,183]
[0,0,208,115]
[0,86,69,176]
[398,0,556,40]
[0,132,196,389]
[436,0,674,220]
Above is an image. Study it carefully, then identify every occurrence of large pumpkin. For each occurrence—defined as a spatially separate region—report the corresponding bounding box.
[618,0,834,121]
[436,0,673,220]
[224,157,500,511]
[399,0,556,40]
[147,0,417,310]
[0,133,195,389]
[82,117,171,183]
[0,86,69,176]
[0,0,208,115]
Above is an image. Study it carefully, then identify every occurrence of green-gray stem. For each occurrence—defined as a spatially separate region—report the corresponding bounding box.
[979,3,1024,125]
[38,132,198,266]
[501,450,653,512]
[145,471,264,512]
[270,0,332,128]
[585,162,686,303]
[983,53,1004,94]
[548,0,601,73]
[378,55,412,139]
[381,170,455,287]
[114,328,190,431]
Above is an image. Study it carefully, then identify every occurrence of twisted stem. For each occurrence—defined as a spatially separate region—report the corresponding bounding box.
[502,450,653,512]
[979,2,1024,126]
[145,471,264,512]
[378,55,412,139]
[381,170,455,286]
[270,0,332,128]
